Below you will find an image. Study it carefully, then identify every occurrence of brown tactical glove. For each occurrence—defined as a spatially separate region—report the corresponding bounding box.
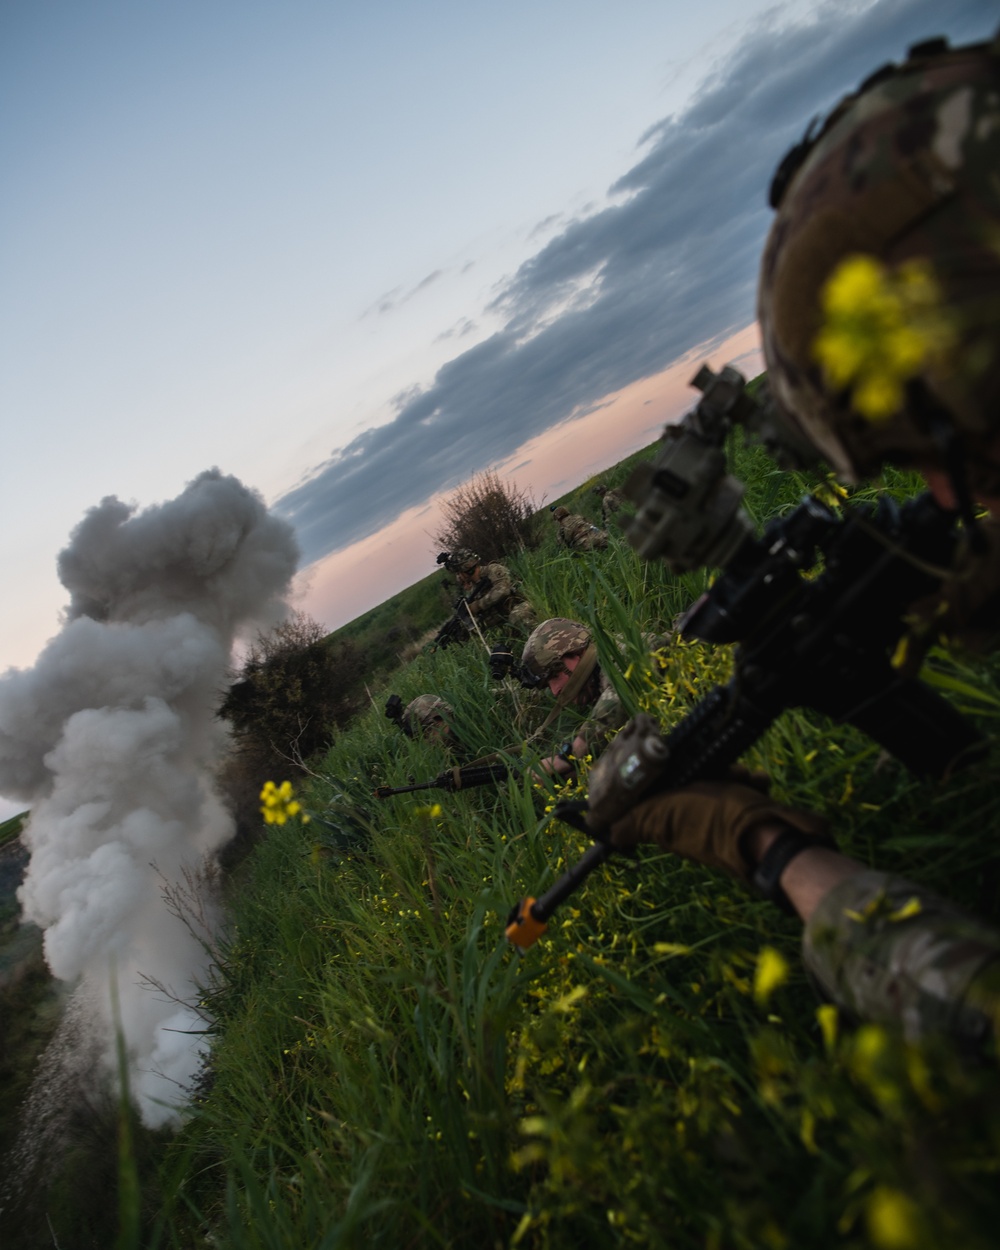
[608,779,830,885]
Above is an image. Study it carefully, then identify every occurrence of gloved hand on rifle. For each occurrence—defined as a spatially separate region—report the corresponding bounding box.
[607,771,831,886]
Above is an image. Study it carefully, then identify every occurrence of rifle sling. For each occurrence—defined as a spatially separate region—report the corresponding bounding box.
[466,744,525,767]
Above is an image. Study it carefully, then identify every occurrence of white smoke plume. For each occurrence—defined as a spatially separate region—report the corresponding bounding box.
[0,470,299,1126]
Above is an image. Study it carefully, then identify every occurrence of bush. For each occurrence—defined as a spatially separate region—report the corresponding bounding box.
[432,469,542,563]
[215,613,364,862]
[217,612,361,811]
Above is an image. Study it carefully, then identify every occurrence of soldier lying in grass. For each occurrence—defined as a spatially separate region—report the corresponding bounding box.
[612,31,1000,1045]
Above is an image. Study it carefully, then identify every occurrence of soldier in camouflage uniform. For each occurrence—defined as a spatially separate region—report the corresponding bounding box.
[552,506,609,551]
[519,618,630,776]
[402,694,454,744]
[441,549,535,633]
[593,484,625,524]
[611,31,1000,1045]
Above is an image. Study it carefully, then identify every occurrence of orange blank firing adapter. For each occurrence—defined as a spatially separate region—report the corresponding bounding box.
[505,896,548,948]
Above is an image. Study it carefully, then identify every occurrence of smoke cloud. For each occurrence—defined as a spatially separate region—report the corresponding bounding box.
[0,469,299,1126]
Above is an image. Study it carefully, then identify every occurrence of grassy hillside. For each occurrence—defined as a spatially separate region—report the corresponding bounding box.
[328,567,454,678]
[324,431,666,691]
[0,810,26,852]
[154,432,1000,1248]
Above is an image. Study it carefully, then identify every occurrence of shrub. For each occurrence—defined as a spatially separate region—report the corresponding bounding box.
[217,611,361,801]
[432,469,542,563]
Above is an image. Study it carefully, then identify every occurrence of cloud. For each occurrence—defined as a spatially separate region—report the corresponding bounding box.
[363,269,446,320]
[278,0,996,567]
[413,268,443,293]
[435,316,478,343]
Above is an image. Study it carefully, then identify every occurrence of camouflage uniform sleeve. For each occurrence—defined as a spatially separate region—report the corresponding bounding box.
[467,563,513,614]
[577,672,627,755]
[802,868,1000,1046]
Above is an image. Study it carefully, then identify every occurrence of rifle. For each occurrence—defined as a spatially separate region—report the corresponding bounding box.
[506,487,987,947]
[375,761,513,799]
[430,575,495,650]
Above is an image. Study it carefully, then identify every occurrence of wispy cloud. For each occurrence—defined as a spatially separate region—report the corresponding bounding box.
[279,0,995,566]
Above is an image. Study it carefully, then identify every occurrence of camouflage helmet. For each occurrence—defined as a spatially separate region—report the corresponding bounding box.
[403,694,453,736]
[758,34,1000,493]
[593,484,608,496]
[520,618,591,682]
[445,548,480,573]
[552,506,570,521]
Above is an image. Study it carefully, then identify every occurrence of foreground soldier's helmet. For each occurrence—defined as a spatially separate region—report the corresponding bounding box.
[552,506,570,521]
[758,33,1000,496]
[520,618,591,682]
[443,549,480,573]
[403,695,453,736]
[593,484,608,497]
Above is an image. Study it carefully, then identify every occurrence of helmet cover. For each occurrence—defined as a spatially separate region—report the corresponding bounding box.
[443,549,480,573]
[520,618,592,681]
[758,36,1000,489]
[404,694,453,734]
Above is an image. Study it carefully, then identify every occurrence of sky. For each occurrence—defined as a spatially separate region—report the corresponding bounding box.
[2,0,996,677]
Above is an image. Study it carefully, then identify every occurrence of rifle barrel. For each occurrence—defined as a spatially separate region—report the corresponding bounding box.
[375,762,512,799]
[374,779,438,798]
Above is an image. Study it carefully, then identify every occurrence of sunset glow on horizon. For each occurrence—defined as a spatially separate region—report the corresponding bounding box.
[298,323,763,633]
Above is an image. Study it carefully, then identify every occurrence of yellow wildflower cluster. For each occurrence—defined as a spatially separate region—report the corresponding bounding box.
[753,946,790,1005]
[259,779,310,825]
[813,253,955,419]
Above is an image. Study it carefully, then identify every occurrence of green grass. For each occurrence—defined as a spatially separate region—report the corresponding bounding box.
[0,810,27,851]
[151,431,1000,1247]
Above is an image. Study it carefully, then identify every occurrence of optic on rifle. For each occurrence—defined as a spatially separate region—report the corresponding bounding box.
[623,365,821,573]
[384,693,413,738]
[489,641,516,681]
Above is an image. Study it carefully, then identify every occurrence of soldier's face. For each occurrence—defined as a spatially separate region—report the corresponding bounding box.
[918,463,1000,518]
[424,717,451,744]
[547,653,582,699]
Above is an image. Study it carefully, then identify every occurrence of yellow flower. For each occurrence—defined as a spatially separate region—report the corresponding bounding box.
[888,897,922,923]
[866,1186,922,1249]
[753,946,790,1004]
[816,1003,838,1054]
[259,780,310,825]
[823,254,885,314]
[854,371,904,420]
[813,253,955,422]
